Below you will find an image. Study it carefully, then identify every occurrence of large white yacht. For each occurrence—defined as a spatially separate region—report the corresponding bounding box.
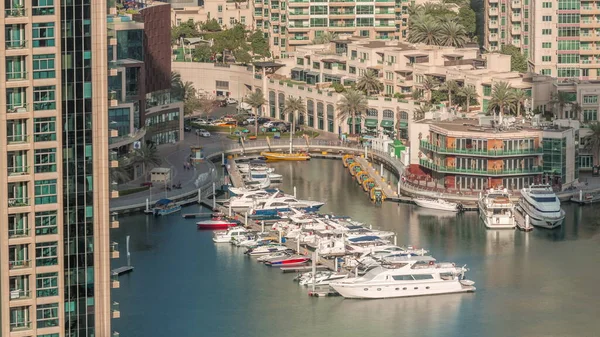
[518,184,565,229]
[329,256,475,299]
[478,188,516,229]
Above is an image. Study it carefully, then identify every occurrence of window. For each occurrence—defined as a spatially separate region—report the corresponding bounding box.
[558,27,580,37]
[33,86,56,111]
[542,16,552,22]
[241,16,246,24]
[218,17,222,25]
[349,66,356,74]
[35,179,57,204]
[542,2,552,8]
[583,95,598,104]
[309,5,327,15]
[296,57,304,65]
[558,54,579,64]
[483,85,492,96]
[36,211,58,235]
[392,275,414,280]
[383,109,394,118]
[33,54,56,79]
[558,14,580,24]
[37,303,59,328]
[229,17,235,25]
[357,18,374,27]
[310,18,327,27]
[542,29,552,35]
[367,109,378,117]
[541,69,552,75]
[542,56,551,62]
[313,61,320,69]
[356,5,374,14]
[32,0,55,15]
[218,5,222,12]
[542,42,552,49]
[215,81,229,89]
[34,149,57,173]
[32,23,55,47]
[557,68,580,78]
[36,272,58,297]
[36,242,58,266]
[584,109,597,121]
[34,117,56,142]
[558,0,580,10]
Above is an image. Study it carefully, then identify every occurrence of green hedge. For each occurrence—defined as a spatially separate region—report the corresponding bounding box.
[118,186,150,196]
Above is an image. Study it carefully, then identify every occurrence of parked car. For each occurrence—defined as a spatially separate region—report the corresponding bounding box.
[219,100,227,107]
[257,117,270,124]
[226,97,238,105]
[184,125,192,132]
[140,182,153,187]
[263,121,275,128]
[196,129,211,137]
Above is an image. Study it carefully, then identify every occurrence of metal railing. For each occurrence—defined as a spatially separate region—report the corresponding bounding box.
[10,321,31,331]
[9,289,31,300]
[8,166,30,176]
[6,39,27,49]
[6,71,28,81]
[5,7,26,17]
[419,159,542,175]
[9,260,31,269]
[8,227,30,238]
[420,140,543,156]
[8,197,30,207]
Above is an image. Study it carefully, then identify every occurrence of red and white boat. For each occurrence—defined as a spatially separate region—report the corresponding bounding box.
[197,217,241,230]
[265,255,310,267]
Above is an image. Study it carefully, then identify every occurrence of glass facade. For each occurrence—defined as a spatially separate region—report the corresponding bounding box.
[61,1,96,336]
[542,137,567,183]
[117,29,144,61]
[109,107,132,137]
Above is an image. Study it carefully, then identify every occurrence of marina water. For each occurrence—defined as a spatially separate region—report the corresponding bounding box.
[111,159,600,337]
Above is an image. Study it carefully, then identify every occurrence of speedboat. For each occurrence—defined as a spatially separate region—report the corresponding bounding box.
[330,256,475,299]
[238,160,273,173]
[197,217,241,230]
[250,193,324,216]
[256,252,290,263]
[213,227,248,243]
[264,255,310,267]
[243,170,283,182]
[414,198,462,212]
[245,175,271,189]
[152,199,181,216]
[518,184,565,229]
[225,190,291,210]
[299,272,348,286]
[260,152,311,161]
[245,245,289,256]
[477,188,515,229]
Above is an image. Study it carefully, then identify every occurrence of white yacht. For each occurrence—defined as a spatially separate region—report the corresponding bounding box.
[225,190,289,210]
[330,256,475,299]
[518,184,565,229]
[212,227,248,243]
[477,188,516,229]
[414,198,462,212]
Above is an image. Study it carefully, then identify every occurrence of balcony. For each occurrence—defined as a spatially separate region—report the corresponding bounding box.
[511,13,521,21]
[112,302,121,318]
[6,39,27,50]
[7,134,29,145]
[489,33,498,41]
[109,128,146,149]
[9,289,31,300]
[110,242,120,259]
[488,7,498,16]
[8,165,30,176]
[489,21,498,29]
[5,7,27,17]
[10,320,31,332]
[109,90,118,107]
[8,197,30,207]
[111,212,120,229]
[420,140,542,157]
[6,70,28,81]
[419,159,542,176]
[511,26,521,35]
[9,259,31,270]
[511,0,520,6]
[111,274,120,288]
[7,103,30,114]
[8,227,30,239]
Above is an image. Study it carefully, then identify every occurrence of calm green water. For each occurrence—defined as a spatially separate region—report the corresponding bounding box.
[112,159,600,337]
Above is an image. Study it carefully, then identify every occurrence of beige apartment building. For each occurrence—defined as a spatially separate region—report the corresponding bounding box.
[1,1,116,336]
[171,0,255,30]
[484,0,600,79]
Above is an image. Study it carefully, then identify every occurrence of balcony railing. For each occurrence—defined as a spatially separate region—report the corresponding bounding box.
[9,289,31,300]
[6,39,27,49]
[8,227,30,238]
[420,140,543,156]
[10,321,31,332]
[7,134,29,144]
[8,166,30,176]
[7,103,30,113]
[6,71,28,81]
[8,197,30,207]
[419,159,542,176]
[5,7,26,17]
[9,259,31,269]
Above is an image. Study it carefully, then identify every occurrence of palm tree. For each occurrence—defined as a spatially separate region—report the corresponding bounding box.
[440,80,459,107]
[132,144,162,177]
[312,31,339,44]
[421,75,440,102]
[336,89,368,135]
[110,159,131,184]
[437,21,468,48]
[571,102,583,121]
[413,104,432,120]
[407,15,440,45]
[488,81,516,125]
[549,91,572,119]
[406,3,422,16]
[585,123,600,165]
[512,89,529,117]
[283,96,306,153]
[458,85,478,113]
[245,90,266,136]
[355,70,383,96]
[171,71,184,100]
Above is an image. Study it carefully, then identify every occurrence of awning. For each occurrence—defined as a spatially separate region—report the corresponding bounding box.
[404,53,428,58]
[364,118,378,127]
[347,117,362,125]
[306,71,320,77]
[291,67,305,72]
[399,121,408,128]
[381,120,394,128]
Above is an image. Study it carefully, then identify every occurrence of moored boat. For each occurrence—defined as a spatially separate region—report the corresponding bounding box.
[152,199,181,216]
[477,188,515,229]
[414,198,462,212]
[264,255,310,267]
[518,184,565,229]
[260,152,310,161]
[197,217,241,230]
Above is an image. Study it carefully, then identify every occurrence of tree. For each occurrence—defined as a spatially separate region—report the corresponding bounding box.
[245,90,266,136]
[512,89,529,117]
[110,159,131,184]
[312,31,339,44]
[571,102,583,121]
[413,103,433,120]
[408,15,440,45]
[171,71,184,100]
[132,144,162,176]
[283,96,306,152]
[336,89,368,135]
[438,21,468,48]
[458,6,477,38]
[488,81,516,124]
[457,85,479,113]
[500,45,528,73]
[199,19,221,32]
[421,75,440,102]
[440,80,459,107]
[549,91,572,119]
[585,123,600,165]
[355,70,383,96]
[192,44,212,62]
[171,19,200,44]
[248,30,271,59]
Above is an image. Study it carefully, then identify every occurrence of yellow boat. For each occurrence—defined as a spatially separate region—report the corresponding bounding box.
[370,187,386,203]
[342,154,355,168]
[260,152,311,161]
[348,162,362,176]
[362,178,376,192]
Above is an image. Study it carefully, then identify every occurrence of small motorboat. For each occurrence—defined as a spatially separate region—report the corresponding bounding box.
[152,198,182,216]
[260,152,311,161]
[256,252,290,263]
[414,198,462,212]
[299,272,348,286]
[245,245,289,256]
[197,217,240,230]
[264,255,310,267]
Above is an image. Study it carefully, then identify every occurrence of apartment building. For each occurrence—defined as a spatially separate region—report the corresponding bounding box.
[171,0,254,29]
[1,1,115,337]
[485,0,600,79]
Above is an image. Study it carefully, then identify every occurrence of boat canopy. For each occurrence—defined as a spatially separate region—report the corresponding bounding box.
[154,199,173,206]
[348,235,380,242]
